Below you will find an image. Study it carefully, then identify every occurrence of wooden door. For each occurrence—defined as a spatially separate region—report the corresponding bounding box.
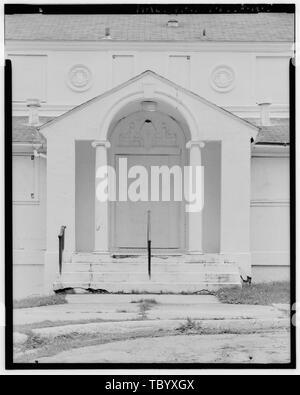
[115,153,183,250]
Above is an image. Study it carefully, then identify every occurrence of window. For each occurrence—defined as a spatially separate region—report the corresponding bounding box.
[8,54,47,102]
[13,155,39,204]
[112,55,134,86]
[255,56,289,104]
[168,55,190,88]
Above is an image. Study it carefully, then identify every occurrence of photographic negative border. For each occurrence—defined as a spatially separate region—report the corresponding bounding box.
[4,3,296,371]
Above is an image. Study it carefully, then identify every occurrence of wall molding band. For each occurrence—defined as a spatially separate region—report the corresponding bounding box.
[6,40,294,53]
[250,199,290,207]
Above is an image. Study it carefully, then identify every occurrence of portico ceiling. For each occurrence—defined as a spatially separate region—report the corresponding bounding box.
[107,99,191,140]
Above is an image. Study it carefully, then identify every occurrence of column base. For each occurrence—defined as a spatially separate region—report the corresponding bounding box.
[221,252,252,278]
[44,251,59,295]
[186,250,203,255]
[93,250,111,255]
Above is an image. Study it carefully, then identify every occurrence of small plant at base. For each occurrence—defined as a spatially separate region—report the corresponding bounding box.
[176,317,203,333]
[131,298,158,304]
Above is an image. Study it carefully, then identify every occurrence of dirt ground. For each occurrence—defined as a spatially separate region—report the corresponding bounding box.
[36,330,290,364]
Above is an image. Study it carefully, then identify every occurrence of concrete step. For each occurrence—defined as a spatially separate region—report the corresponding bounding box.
[58,271,240,283]
[71,253,226,264]
[56,254,241,293]
[53,281,241,293]
[63,262,238,273]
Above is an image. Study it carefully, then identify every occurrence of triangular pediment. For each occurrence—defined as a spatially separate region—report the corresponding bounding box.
[38,70,258,137]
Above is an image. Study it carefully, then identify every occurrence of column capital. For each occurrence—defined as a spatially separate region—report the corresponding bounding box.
[186,140,205,149]
[91,140,111,149]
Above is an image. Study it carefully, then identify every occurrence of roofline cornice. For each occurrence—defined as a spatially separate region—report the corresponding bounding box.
[5,40,294,53]
[12,142,43,153]
[252,144,290,156]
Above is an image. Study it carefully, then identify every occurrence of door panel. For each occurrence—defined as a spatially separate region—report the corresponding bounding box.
[115,154,183,249]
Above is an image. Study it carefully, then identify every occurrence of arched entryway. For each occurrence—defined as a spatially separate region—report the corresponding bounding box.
[108,110,188,253]
[75,101,222,257]
[42,70,257,292]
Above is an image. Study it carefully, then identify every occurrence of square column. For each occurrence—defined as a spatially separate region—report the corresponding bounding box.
[220,138,251,277]
[44,138,76,293]
[186,141,205,254]
[92,140,111,253]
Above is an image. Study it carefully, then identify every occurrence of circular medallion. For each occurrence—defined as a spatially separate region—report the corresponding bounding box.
[67,65,92,92]
[210,65,235,93]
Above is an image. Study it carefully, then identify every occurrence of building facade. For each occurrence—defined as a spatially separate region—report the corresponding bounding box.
[6,13,292,298]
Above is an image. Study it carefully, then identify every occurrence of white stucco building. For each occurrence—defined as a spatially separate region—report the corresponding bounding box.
[6,13,293,298]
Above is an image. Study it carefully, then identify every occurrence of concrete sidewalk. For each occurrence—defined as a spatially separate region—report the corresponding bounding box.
[14,294,289,326]
[14,294,290,363]
[30,317,289,341]
[13,294,291,364]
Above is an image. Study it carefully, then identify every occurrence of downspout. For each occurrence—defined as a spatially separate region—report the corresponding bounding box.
[33,149,47,159]
[26,99,47,159]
